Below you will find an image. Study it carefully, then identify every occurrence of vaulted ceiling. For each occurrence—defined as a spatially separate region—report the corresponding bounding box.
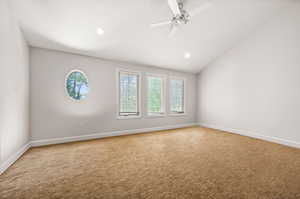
[10,0,293,73]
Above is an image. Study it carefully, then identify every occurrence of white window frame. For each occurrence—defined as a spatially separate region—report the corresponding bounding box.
[168,77,186,116]
[145,73,166,117]
[116,68,142,119]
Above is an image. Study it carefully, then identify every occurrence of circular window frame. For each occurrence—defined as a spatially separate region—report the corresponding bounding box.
[65,69,89,101]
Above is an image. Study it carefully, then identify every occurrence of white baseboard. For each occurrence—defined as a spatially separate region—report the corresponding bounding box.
[0,123,197,174]
[1,123,298,175]
[0,142,31,175]
[31,123,198,147]
[198,122,300,149]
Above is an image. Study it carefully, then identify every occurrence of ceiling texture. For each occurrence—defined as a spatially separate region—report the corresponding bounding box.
[10,0,294,73]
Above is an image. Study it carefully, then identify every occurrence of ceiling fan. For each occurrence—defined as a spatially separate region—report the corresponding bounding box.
[150,0,212,36]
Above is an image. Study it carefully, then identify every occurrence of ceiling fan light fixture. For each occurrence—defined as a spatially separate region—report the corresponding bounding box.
[97,27,104,35]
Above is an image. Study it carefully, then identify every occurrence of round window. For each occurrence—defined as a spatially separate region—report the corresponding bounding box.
[66,70,89,100]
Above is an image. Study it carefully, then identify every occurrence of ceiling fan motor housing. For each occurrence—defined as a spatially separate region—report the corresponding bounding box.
[173,3,190,25]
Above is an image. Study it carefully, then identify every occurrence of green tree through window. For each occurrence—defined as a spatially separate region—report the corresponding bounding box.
[170,79,184,113]
[119,72,139,116]
[147,76,163,114]
[66,71,89,100]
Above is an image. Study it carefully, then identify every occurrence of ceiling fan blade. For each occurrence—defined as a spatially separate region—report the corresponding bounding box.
[150,20,172,28]
[189,2,212,17]
[169,25,178,37]
[168,0,181,16]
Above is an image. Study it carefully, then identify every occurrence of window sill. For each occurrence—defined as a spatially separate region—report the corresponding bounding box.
[117,115,141,120]
[168,113,186,117]
[145,114,166,119]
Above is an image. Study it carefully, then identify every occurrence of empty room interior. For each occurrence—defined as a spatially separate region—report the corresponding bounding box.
[1,0,300,198]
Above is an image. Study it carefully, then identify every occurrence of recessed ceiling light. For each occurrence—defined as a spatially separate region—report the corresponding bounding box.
[184,52,191,59]
[97,27,104,35]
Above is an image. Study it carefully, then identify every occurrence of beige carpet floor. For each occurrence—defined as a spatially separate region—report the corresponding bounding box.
[1,126,300,199]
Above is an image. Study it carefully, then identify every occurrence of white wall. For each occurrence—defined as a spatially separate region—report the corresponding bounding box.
[30,48,197,141]
[197,4,300,145]
[0,0,30,164]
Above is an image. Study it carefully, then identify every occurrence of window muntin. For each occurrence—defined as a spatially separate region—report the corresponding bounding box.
[170,78,185,114]
[118,70,140,117]
[66,70,89,100]
[147,75,165,115]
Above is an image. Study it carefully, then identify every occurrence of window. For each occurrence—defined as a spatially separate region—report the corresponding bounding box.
[66,70,89,100]
[117,70,141,118]
[146,75,165,116]
[170,78,185,114]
